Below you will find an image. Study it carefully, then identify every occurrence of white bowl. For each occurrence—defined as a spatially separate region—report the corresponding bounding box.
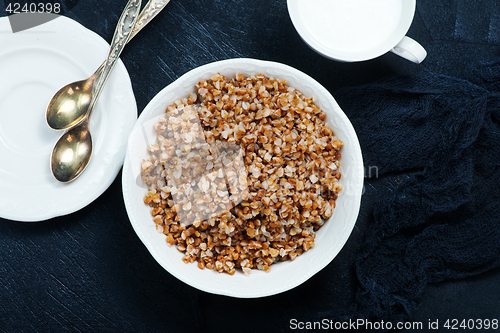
[122,58,363,298]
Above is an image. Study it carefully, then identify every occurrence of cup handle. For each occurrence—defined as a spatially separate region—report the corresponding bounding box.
[391,36,427,63]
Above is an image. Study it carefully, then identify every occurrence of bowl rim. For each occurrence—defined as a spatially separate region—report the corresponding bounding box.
[122,58,363,298]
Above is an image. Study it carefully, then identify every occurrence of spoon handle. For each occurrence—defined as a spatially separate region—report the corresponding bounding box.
[88,0,142,118]
[92,0,171,77]
[130,0,171,41]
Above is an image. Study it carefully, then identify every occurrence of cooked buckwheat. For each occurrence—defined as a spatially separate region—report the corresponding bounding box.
[141,73,342,275]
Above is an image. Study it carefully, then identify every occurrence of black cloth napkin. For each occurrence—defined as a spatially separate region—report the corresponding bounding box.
[321,60,500,329]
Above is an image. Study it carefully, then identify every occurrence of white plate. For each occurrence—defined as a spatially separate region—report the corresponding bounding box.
[0,15,137,222]
[122,58,363,298]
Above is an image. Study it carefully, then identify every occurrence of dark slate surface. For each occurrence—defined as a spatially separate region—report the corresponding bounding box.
[1,0,499,332]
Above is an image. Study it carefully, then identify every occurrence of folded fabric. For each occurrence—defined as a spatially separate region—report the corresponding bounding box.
[323,60,500,328]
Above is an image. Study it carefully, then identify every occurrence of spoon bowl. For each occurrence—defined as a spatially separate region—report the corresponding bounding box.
[50,119,92,183]
[46,70,98,130]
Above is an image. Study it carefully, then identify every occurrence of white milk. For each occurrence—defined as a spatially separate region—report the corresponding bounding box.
[297,0,403,52]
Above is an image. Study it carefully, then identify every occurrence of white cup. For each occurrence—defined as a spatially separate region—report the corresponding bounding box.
[287,0,427,63]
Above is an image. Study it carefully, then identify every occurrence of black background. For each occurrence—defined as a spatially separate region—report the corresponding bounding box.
[1,0,499,332]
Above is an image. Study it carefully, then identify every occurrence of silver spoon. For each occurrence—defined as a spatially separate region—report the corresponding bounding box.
[50,0,142,183]
[46,0,171,131]
[51,0,172,183]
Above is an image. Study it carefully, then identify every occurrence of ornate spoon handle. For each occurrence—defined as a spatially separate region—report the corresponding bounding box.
[92,0,171,75]
[89,0,142,118]
[129,0,171,41]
